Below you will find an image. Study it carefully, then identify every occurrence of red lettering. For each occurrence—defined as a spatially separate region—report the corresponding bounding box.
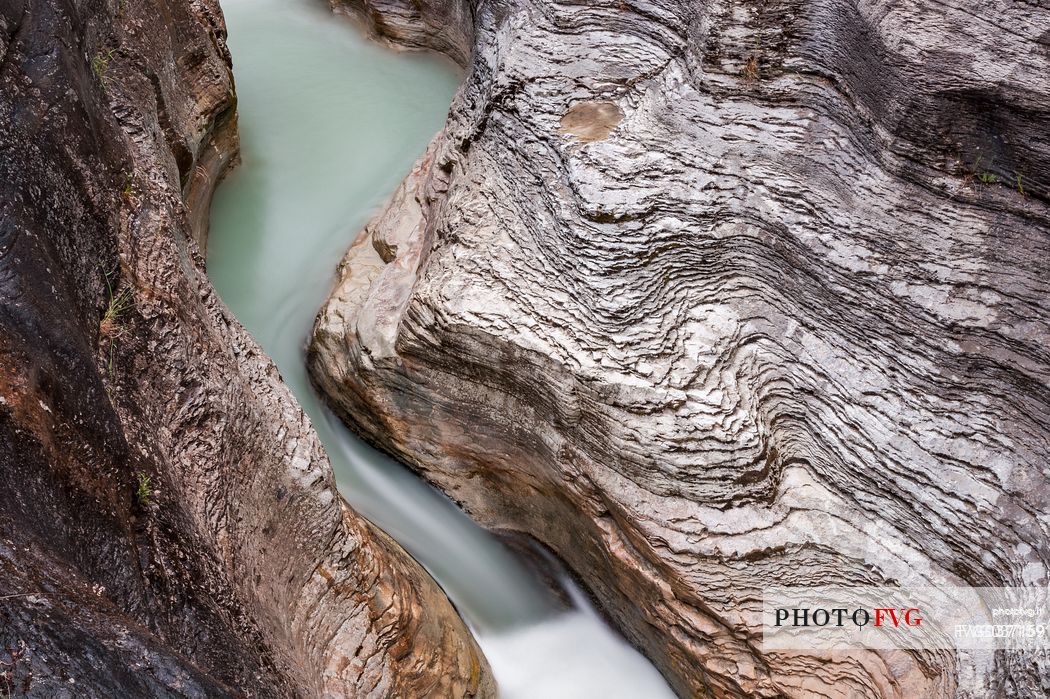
[874,608,902,627]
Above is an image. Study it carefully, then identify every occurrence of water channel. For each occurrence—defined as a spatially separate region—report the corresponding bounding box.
[207,1,674,695]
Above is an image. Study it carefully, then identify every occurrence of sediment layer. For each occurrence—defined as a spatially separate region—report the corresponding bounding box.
[312,0,1050,696]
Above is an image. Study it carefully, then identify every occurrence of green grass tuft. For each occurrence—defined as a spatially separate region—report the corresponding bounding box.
[99,266,133,377]
[136,472,152,507]
[92,47,118,83]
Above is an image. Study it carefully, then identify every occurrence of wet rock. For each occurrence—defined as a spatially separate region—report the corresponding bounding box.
[0,0,492,696]
[313,0,1050,696]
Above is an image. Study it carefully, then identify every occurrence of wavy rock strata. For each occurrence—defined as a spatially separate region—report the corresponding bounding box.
[0,0,492,696]
[312,0,1050,696]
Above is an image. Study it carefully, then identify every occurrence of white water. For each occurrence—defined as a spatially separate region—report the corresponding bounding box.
[208,0,674,695]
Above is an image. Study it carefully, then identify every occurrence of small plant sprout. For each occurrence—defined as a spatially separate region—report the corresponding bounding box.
[100,284,132,339]
[99,266,133,376]
[1016,173,1026,197]
[122,172,135,199]
[962,154,1002,188]
[136,472,152,507]
[92,47,118,83]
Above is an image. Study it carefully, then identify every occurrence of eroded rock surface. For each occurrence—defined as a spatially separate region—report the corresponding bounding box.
[0,0,491,696]
[313,0,1050,696]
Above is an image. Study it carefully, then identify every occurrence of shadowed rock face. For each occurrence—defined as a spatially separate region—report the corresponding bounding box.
[312,0,1050,696]
[0,0,492,696]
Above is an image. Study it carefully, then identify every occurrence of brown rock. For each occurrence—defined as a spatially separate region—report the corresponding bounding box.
[0,0,492,695]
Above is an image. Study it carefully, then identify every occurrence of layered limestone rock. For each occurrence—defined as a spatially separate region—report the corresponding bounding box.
[312,0,1050,696]
[0,0,491,696]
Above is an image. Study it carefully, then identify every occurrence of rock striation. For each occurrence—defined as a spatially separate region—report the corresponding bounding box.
[0,0,491,696]
[312,0,1050,696]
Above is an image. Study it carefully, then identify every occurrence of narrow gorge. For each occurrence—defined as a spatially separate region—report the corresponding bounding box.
[206,1,673,696]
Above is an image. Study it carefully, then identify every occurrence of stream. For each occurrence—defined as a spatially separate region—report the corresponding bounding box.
[207,0,674,696]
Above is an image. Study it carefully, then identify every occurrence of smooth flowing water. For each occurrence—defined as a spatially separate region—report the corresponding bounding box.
[208,0,674,696]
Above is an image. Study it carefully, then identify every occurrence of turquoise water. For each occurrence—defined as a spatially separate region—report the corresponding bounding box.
[208,0,675,696]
